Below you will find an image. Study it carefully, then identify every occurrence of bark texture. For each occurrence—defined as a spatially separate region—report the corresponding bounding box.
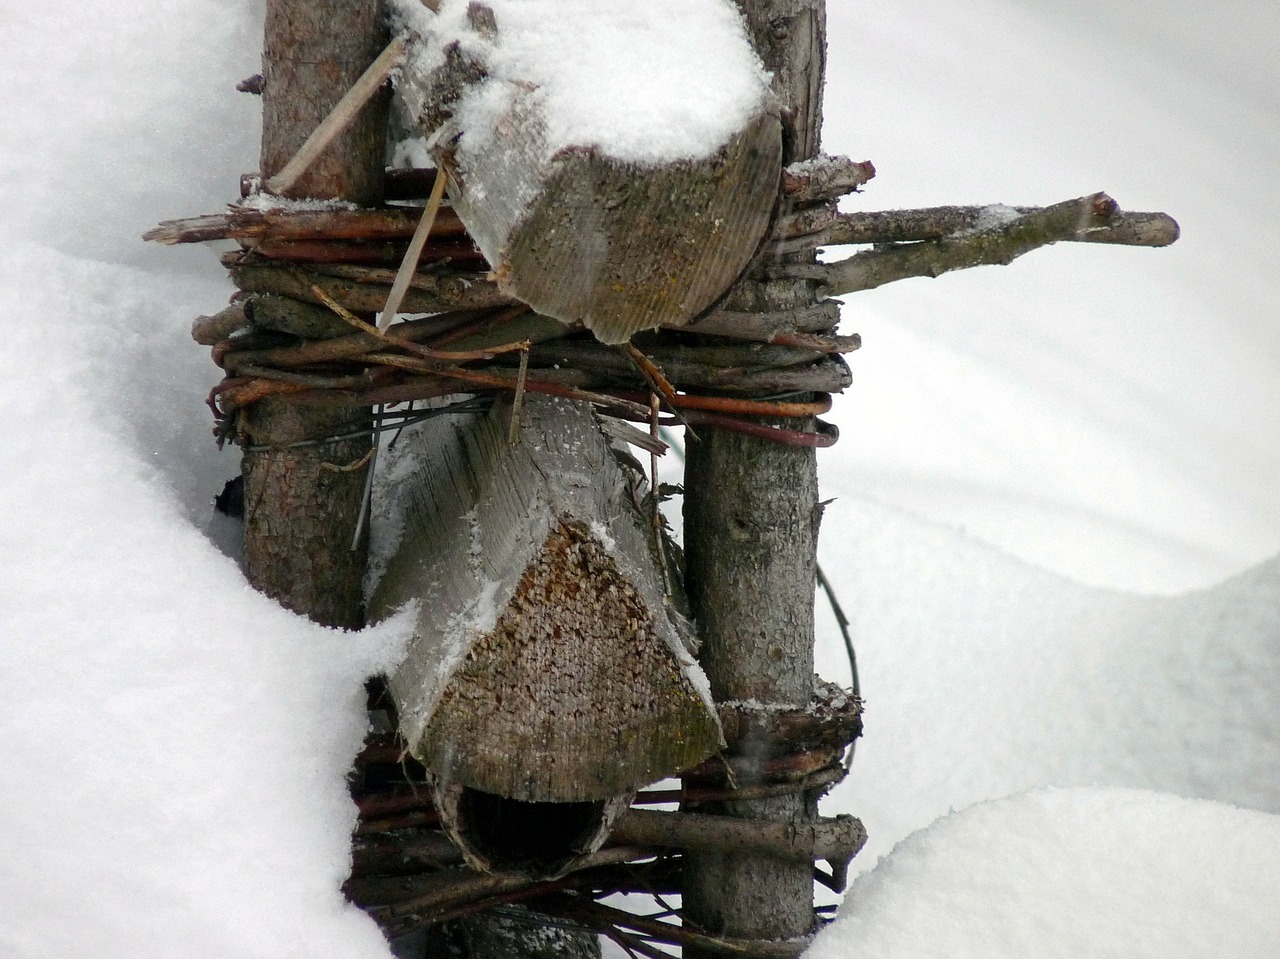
[243,0,386,626]
[260,0,388,205]
[681,0,828,946]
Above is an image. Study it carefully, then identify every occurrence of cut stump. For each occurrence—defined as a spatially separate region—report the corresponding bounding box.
[393,6,783,343]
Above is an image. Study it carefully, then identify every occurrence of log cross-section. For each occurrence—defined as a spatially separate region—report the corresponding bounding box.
[391,4,783,343]
[370,394,722,818]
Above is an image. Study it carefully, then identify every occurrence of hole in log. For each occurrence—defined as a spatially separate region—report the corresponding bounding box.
[452,786,612,879]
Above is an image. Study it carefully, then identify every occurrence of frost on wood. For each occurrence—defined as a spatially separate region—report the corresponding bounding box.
[369,394,722,809]
[388,0,782,343]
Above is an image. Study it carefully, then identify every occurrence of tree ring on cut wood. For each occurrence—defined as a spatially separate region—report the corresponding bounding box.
[370,395,722,825]
[419,519,721,802]
[448,108,783,344]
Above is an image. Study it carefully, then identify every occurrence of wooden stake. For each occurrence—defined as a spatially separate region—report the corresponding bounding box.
[266,35,408,196]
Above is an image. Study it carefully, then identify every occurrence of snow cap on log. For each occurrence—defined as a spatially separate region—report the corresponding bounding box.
[388,0,782,343]
[368,394,723,807]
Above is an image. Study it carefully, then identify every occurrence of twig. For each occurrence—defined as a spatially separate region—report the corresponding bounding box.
[225,255,510,314]
[191,302,249,345]
[266,36,408,195]
[674,300,845,346]
[776,193,1175,295]
[509,344,530,443]
[632,763,846,806]
[363,845,650,926]
[676,411,839,448]
[683,745,844,787]
[573,901,812,959]
[776,203,1180,253]
[610,808,866,868]
[379,167,450,330]
[715,682,863,754]
[320,446,375,473]
[308,281,384,336]
[145,205,466,245]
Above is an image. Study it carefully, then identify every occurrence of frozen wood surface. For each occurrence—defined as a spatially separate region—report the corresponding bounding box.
[391,1,783,343]
[369,395,722,803]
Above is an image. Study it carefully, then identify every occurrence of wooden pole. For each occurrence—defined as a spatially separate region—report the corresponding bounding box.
[681,0,830,947]
[241,0,388,626]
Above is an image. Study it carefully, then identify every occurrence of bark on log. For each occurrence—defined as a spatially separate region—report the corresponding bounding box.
[368,394,722,874]
[681,0,831,947]
[241,0,388,627]
[259,0,388,204]
[392,7,783,343]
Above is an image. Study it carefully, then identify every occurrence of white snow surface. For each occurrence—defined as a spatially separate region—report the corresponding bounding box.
[808,788,1280,959]
[391,0,771,163]
[0,0,1277,956]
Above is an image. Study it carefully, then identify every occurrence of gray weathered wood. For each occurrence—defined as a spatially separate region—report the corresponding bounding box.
[681,0,831,947]
[393,8,783,343]
[370,395,722,808]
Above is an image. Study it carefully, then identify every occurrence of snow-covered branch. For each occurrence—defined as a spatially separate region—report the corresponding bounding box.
[772,192,1180,295]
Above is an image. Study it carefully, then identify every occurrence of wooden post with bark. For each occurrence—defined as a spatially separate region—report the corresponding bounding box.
[681,0,831,946]
[240,0,389,628]
[148,0,1180,951]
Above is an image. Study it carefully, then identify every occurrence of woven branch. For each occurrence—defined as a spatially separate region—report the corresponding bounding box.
[611,808,866,867]
[225,256,511,314]
[774,202,1179,257]
[144,205,467,245]
[717,683,864,754]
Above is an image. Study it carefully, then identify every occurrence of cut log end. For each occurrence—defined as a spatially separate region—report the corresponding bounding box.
[434,780,632,879]
[415,519,722,803]
[444,111,784,344]
[501,113,783,344]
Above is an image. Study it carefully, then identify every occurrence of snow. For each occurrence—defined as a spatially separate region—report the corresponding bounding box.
[390,0,771,163]
[0,0,1277,957]
[808,788,1280,959]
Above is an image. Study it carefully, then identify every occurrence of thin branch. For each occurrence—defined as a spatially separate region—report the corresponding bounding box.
[784,192,1172,295]
[610,808,866,868]
[225,256,510,314]
[379,168,450,329]
[191,302,249,345]
[574,901,813,959]
[362,845,650,924]
[786,203,1179,250]
[632,763,846,806]
[782,156,876,203]
[144,205,466,245]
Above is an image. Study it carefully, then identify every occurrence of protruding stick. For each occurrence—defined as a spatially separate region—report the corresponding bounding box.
[378,168,449,330]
